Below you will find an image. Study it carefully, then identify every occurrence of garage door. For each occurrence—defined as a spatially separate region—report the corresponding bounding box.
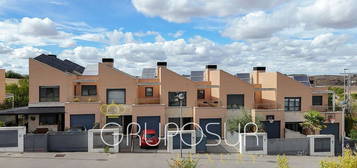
[262,121,281,139]
[70,114,95,130]
[137,116,160,135]
[199,118,221,140]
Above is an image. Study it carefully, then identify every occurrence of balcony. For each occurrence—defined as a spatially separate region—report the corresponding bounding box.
[310,105,342,112]
[136,97,161,104]
[197,99,221,107]
[254,103,283,109]
[71,96,99,103]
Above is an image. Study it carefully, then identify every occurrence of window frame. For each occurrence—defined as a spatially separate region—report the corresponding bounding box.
[197,89,205,99]
[39,114,58,125]
[81,85,97,96]
[39,86,60,102]
[284,97,302,112]
[312,96,323,106]
[106,89,126,104]
[145,87,154,97]
[168,92,187,106]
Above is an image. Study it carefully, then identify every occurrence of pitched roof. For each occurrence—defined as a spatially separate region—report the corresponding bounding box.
[34,54,85,74]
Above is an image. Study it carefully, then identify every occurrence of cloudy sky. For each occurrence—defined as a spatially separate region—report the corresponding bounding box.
[0,0,356,76]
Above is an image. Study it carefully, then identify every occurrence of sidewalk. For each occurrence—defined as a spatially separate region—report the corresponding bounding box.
[0,152,333,168]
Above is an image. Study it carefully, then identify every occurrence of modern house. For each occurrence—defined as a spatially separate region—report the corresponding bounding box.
[0,54,343,141]
[250,67,342,139]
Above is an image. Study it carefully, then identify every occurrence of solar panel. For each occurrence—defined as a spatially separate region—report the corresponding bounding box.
[34,54,85,74]
[190,71,203,81]
[141,68,156,79]
[289,74,311,86]
[236,73,250,83]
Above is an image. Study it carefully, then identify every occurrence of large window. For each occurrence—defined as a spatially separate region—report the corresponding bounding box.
[168,92,187,106]
[197,90,205,99]
[227,94,244,109]
[284,97,301,111]
[312,96,323,106]
[39,114,58,125]
[145,87,153,97]
[81,85,97,96]
[39,86,59,102]
[107,89,126,104]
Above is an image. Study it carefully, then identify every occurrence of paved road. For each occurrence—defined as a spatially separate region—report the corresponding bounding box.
[0,152,333,168]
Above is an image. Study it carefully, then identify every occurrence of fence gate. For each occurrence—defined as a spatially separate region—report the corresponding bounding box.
[239,133,267,155]
[308,135,335,156]
[0,127,26,152]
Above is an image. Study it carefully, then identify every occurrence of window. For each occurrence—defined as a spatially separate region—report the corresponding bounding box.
[107,89,126,104]
[39,114,58,125]
[197,90,205,99]
[227,94,244,109]
[81,85,97,96]
[39,86,59,102]
[145,87,153,97]
[312,96,323,106]
[168,92,187,106]
[284,97,301,111]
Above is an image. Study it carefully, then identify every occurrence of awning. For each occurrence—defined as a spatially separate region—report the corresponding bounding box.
[0,106,65,115]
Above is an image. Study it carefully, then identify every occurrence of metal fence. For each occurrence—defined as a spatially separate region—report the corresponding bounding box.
[0,130,18,147]
[24,134,47,152]
[47,132,88,152]
[268,138,310,155]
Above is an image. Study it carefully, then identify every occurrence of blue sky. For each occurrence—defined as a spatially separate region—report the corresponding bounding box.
[0,0,356,76]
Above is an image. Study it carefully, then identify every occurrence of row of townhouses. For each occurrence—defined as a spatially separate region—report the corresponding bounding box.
[0,54,343,140]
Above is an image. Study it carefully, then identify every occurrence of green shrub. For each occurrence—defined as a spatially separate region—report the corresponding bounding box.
[300,110,326,135]
[0,121,4,127]
[169,157,198,168]
[227,107,263,133]
[277,155,290,168]
[350,129,357,141]
[103,146,110,153]
[320,149,357,168]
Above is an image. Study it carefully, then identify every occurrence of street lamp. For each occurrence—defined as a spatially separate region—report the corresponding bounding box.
[175,92,185,158]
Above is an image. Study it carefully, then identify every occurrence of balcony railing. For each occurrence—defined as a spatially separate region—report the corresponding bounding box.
[310,105,342,112]
[71,96,99,103]
[254,103,283,109]
[197,100,221,107]
[136,97,161,104]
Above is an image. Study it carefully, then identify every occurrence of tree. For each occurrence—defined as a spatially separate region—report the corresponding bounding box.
[3,78,29,108]
[300,110,326,135]
[227,108,262,133]
[5,70,25,79]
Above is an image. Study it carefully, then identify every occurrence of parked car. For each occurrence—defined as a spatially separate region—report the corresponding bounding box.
[140,129,159,148]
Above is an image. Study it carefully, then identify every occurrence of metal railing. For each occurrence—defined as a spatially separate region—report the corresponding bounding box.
[136,97,161,104]
[71,96,99,102]
[197,100,221,107]
[254,103,283,109]
[310,105,342,112]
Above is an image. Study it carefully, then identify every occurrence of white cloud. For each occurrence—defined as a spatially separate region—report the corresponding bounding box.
[298,0,357,29]
[19,17,58,36]
[11,46,47,59]
[76,29,136,45]
[0,17,73,46]
[132,0,286,23]
[55,34,357,76]
[222,10,294,39]
[169,31,184,38]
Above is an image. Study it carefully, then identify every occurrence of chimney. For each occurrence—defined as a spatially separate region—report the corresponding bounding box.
[157,62,167,67]
[206,65,217,69]
[102,58,114,67]
[253,67,266,72]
